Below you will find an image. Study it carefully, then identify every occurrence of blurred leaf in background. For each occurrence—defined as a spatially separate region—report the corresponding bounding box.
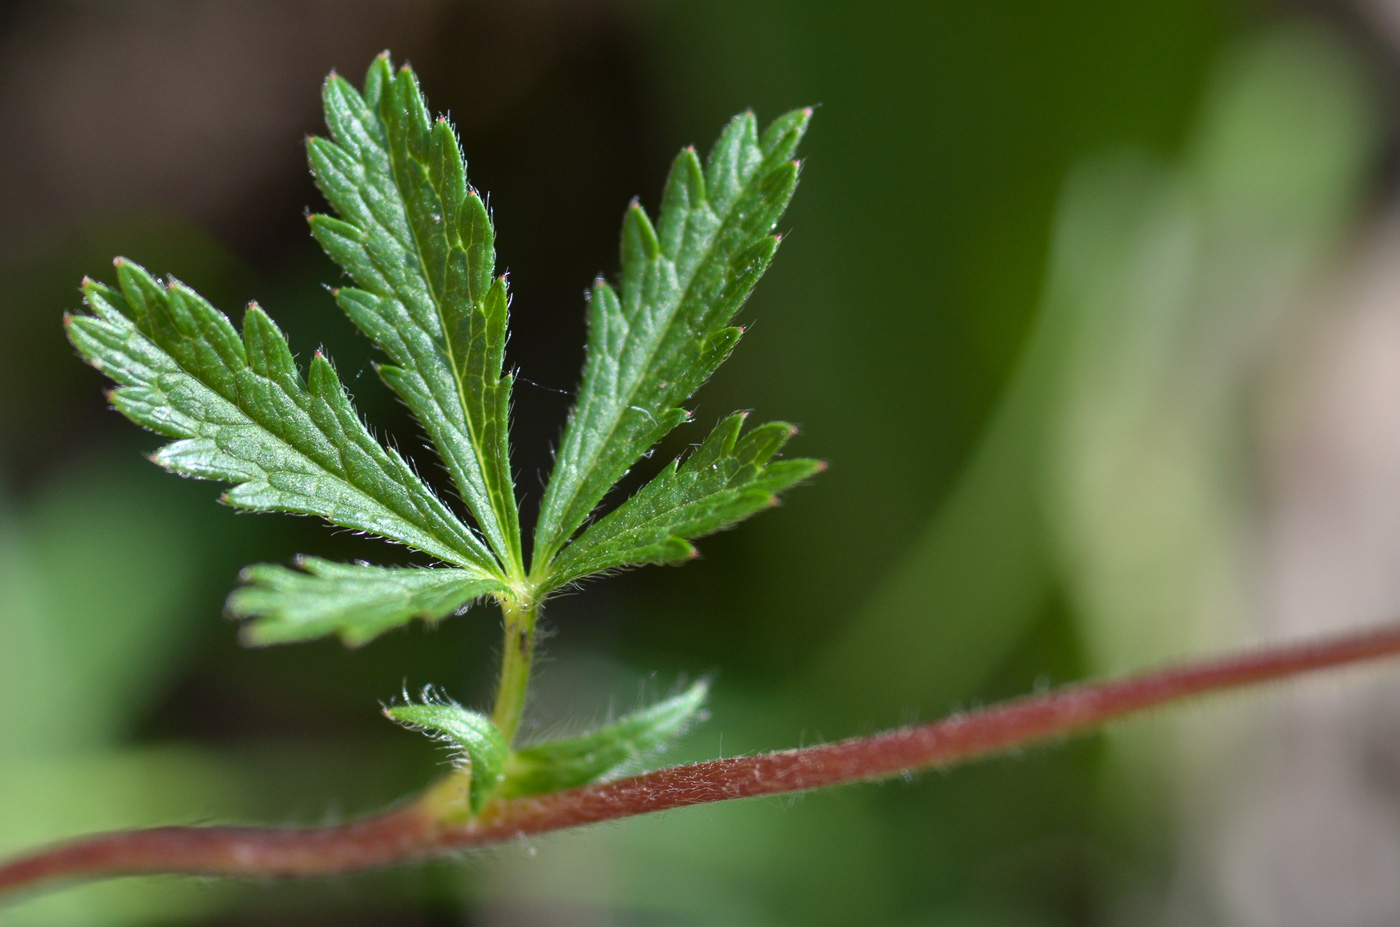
[0,454,249,925]
[1047,22,1374,674]
[1044,23,1378,921]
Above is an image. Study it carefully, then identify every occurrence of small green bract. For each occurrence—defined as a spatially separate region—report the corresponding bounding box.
[66,52,816,812]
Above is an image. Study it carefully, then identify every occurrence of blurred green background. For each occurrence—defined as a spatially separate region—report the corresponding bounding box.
[6,1,1400,924]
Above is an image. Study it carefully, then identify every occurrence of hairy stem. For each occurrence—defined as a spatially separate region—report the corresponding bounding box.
[491,597,538,744]
[5,622,1400,900]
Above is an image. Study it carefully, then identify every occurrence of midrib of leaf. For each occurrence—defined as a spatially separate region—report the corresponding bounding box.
[71,265,498,574]
[238,356,453,560]
[380,73,522,576]
[534,111,806,570]
[552,216,717,534]
[214,325,479,568]
[311,58,521,576]
[546,414,820,586]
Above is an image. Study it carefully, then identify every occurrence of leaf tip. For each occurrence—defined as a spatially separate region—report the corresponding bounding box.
[112,256,126,268]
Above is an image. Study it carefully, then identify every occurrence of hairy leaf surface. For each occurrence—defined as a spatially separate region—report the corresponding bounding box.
[386,699,507,813]
[308,54,520,571]
[229,557,501,646]
[499,681,709,798]
[534,109,810,567]
[549,414,820,586]
[65,260,498,574]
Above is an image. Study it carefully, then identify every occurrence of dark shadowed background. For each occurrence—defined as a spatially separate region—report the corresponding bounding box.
[7,1,1400,924]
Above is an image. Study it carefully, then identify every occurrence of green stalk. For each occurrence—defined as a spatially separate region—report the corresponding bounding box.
[491,597,538,744]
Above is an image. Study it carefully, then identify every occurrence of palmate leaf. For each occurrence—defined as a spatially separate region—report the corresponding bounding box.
[66,53,823,799]
[533,108,811,567]
[228,557,503,647]
[65,260,502,581]
[549,414,822,587]
[307,54,521,572]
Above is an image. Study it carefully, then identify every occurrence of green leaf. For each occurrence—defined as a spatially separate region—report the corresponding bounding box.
[534,108,811,568]
[499,680,709,798]
[308,54,521,572]
[227,557,502,647]
[65,260,500,575]
[64,56,820,794]
[386,697,508,814]
[548,414,821,587]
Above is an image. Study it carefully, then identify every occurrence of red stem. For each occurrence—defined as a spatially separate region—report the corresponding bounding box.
[6,622,1400,899]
